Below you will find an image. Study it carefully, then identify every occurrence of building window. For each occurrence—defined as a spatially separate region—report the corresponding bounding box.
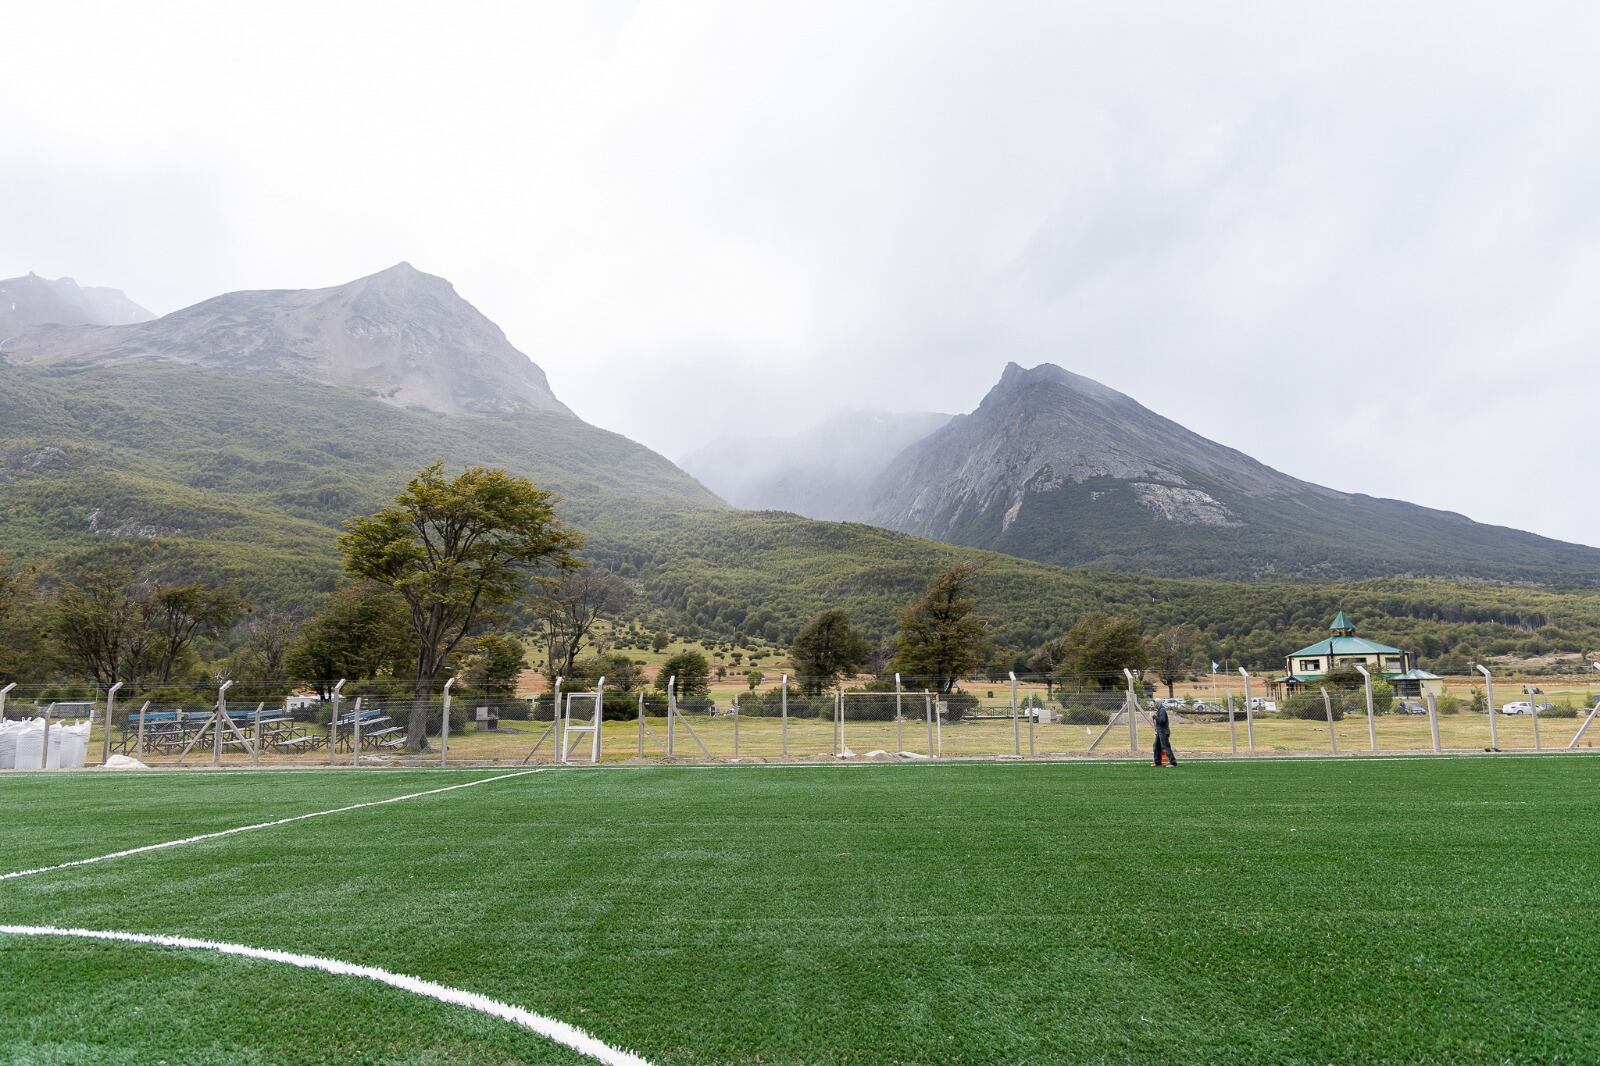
[1299,659,1320,672]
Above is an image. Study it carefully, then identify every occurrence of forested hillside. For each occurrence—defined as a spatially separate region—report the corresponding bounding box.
[3,361,1596,672]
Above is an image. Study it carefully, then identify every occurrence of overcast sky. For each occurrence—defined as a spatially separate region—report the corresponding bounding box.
[5,2,1599,545]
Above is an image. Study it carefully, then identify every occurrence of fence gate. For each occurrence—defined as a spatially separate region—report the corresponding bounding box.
[561,679,605,765]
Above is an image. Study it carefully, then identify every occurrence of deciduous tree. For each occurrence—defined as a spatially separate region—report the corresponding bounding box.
[284,583,414,699]
[889,564,991,694]
[1056,613,1147,692]
[1146,623,1200,698]
[339,463,581,751]
[535,568,629,680]
[791,609,872,696]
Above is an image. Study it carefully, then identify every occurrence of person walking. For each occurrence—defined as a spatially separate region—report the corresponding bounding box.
[1152,701,1178,767]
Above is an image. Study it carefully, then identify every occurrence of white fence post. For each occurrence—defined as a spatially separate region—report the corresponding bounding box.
[1474,664,1497,751]
[1123,669,1139,753]
[0,682,13,723]
[1010,671,1020,756]
[102,681,122,765]
[1426,692,1441,753]
[328,680,345,766]
[1352,663,1377,753]
[894,674,902,754]
[1321,686,1337,754]
[780,675,789,758]
[1239,668,1255,754]
[441,676,455,767]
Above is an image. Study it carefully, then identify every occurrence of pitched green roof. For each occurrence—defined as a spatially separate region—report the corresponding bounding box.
[1329,610,1352,632]
[1287,635,1404,659]
[1390,669,1440,681]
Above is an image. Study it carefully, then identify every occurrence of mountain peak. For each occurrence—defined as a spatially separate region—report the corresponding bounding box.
[995,362,1132,406]
[0,273,155,335]
[2,267,570,418]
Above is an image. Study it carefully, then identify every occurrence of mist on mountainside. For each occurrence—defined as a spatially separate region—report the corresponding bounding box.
[0,273,154,339]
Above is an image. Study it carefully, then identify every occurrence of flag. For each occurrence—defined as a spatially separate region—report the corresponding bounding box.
[1211,661,1220,673]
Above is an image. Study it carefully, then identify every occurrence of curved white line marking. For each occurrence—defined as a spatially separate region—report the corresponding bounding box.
[0,924,652,1066]
[1,769,545,883]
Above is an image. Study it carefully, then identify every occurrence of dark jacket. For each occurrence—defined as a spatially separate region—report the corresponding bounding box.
[1153,704,1170,734]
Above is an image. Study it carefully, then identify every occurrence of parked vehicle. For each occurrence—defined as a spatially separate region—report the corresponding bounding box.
[1499,701,1531,716]
[1396,700,1427,715]
[1249,697,1277,712]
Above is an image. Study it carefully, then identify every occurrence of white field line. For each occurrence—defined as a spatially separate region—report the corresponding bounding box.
[0,768,545,883]
[0,924,652,1066]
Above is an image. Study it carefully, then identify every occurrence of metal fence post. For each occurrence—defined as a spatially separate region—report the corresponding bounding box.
[894,674,903,754]
[1353,663,1376,753]
[836,689,845,756]
[552,676,564,761]
[1321,686,1337,754]
[102,681,122,766]
[666,676,675,758]
[213,680,233,766]
[247,702,262,766]
[1531,695,1542,751]
[1426,692,1441,753]
[1227,695,1237,755]
[40,703,55,769]
[780,675,789,758]
[637,690,646,757]
[1123,669,1139,753]
[1475,664,1497,750]
[1009,672,1020,755]
[328,680,345,766]
[925,691,935,757]
[732,695,740,760]
[0,682,13,723]
[1239,668,1255,754]
[134,700,150,758]
[441,676,455,768]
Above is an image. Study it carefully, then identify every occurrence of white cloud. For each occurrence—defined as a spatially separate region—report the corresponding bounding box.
[3,0,1598,543]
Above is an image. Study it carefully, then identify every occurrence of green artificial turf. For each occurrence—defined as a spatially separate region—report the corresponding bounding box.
[1,757,1598,1064]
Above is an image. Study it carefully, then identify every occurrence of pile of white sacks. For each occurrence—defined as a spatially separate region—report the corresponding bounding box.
[0,717,91,769]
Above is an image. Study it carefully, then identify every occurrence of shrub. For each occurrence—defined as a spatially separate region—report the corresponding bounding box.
[1061,702,1111,725]
[1436,695,1462,716]
[1284,692,1344,721]
[943,691,977,723]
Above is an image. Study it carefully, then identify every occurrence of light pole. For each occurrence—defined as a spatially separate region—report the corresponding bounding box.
[1473,664,1497,750]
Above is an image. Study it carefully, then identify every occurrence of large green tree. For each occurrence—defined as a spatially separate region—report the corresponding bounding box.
[889,564,992,694]
[1056,613,1147,692]
[284,583,414,699]
[1146,623,1200,698]
[790,609,872,695]
[50,570,160,690]
[152,585,244,684]
[338,463,581,750]
[655,650,710,704]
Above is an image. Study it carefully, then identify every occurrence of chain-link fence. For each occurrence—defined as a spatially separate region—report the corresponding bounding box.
[1,669,1597,770]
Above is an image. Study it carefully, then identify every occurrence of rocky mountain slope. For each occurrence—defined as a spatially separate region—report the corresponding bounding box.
[1,263,568,416]
[866,362,1600,584]
[0,273,153,338]
[680,410,950,520]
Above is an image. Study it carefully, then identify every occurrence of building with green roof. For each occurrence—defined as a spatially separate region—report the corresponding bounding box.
[1273,612,1443,699]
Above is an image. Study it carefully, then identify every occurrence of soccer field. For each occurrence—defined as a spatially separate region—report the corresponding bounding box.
[1,757,1596,1064]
